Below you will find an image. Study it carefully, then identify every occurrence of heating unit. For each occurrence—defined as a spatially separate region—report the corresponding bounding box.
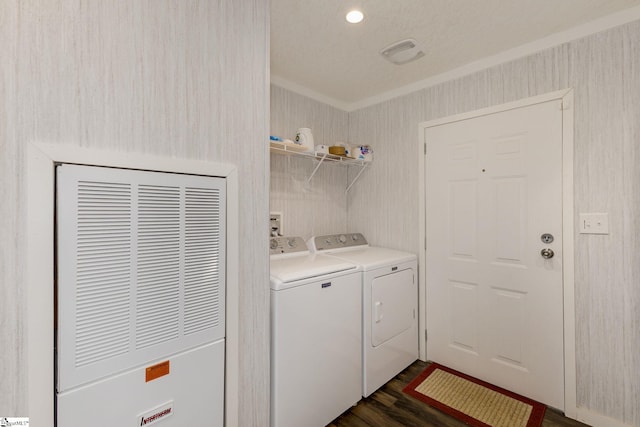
[55,164,226,426]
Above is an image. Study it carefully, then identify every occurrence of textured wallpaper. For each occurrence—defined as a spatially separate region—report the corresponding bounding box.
[270,85,352,239]
[1,1,270,425]
[347,20,640,426]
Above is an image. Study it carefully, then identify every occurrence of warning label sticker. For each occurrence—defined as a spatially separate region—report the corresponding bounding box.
[145,360,170,382]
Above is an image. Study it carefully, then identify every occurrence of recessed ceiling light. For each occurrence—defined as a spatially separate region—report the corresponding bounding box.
[346,10,364,24]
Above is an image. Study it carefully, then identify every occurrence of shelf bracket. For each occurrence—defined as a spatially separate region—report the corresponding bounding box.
[345,164,368,194]
[270,142,369,190]
[306,154,328,184]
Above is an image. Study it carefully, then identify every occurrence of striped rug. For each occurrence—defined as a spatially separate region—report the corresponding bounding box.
[403,363,546,427]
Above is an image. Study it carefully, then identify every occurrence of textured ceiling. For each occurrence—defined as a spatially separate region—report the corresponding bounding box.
[271,0,640,108]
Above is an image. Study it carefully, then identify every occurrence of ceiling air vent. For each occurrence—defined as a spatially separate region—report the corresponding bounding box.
[379,38,424,65]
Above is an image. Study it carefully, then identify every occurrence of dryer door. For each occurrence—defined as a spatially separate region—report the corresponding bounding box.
[371,268,415,347]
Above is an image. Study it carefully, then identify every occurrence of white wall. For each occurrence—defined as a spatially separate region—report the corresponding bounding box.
[0,1,270,425]
[270,85,351,239]
[348,20,640,426]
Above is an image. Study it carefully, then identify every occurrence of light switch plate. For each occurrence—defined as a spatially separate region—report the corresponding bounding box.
[579,213,609,234]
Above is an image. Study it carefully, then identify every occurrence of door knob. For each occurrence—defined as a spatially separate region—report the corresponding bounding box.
[540,248,554,259]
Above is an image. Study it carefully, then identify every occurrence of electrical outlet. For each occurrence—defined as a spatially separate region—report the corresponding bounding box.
[579,213,609,234]
[270,211,283,237]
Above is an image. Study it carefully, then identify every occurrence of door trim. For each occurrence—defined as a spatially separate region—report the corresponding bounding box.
[417,89,576,418]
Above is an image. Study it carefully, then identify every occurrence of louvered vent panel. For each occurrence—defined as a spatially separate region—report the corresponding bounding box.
[58,164,226,392]
[136,184,181,349]
[184,187,221,335]
[75,181,132,367]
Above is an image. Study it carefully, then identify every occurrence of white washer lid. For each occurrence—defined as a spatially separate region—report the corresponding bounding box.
[323,246,416,270]
[270,253,356,286]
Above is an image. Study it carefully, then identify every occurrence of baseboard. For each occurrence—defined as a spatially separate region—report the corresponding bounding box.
[576,407,634,427]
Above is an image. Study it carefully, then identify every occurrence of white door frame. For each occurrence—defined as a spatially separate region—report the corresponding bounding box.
[25,143,240,426]
[417,89,576,418]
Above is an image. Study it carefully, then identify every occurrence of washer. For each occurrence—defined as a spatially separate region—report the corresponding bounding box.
[270,236,362,427]
[308,233,419,397]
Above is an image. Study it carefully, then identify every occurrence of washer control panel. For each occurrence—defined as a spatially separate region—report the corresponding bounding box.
[310,233,368,251]
[269,236,308,255]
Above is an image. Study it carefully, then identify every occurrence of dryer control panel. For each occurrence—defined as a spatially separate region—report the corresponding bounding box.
[309,233,368,252]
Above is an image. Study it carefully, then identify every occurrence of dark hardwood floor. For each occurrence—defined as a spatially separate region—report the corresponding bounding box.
[328,361,591,427]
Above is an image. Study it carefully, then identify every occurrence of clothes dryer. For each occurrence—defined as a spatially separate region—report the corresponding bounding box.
[308,233,418,397]
[270,236,362,427]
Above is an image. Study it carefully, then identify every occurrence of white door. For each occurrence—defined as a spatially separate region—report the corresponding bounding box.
[425,99,564,409]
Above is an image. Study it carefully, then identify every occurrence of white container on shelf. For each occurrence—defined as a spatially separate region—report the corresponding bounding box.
[352,145,373,162]
[295,128,314,151]
[315,144,329,154]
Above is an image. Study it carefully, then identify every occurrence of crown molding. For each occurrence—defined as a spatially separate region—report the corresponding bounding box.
[270,75,351,111]
[271,7,640,112]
